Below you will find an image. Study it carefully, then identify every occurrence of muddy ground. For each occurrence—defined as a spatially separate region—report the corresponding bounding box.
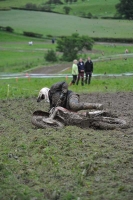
[81,91,133,133]
[31,64,133,132]
[0,65,133,199]
[0,91,133,199]
[1,91,133,133]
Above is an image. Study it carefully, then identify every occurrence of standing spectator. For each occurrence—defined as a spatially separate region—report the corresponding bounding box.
[52,38,55,44]
[76,58,85,86]
[69,59,78,86]
[125,49,129,54]
[84,57,93,84]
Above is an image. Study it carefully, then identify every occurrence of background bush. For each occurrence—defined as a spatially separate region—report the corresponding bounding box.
[45,49,57,61]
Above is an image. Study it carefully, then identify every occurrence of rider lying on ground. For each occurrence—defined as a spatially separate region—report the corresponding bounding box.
[37,81,103,122]
[35,83,128,129]
[37,81,103,111]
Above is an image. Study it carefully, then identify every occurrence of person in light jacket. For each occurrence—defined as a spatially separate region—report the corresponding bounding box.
[69,59,78,86]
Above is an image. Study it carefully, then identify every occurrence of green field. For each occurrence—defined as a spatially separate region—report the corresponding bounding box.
[0,10,133,38]
[1,0,132,75]
[0,31,133,74]
[0,0,119,18]
[0,31,57,72]
[54,0,119,17]
[0,76,133,100]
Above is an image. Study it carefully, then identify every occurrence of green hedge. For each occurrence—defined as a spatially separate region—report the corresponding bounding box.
[23,31,43,38]
[92,37,133,43]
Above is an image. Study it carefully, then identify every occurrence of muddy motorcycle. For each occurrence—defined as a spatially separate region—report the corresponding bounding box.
[31,106,128,130]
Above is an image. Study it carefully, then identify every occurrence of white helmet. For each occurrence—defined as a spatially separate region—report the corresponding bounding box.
[37,87,50,103]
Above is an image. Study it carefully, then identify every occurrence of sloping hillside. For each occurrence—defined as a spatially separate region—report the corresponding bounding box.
[0,0,119,18]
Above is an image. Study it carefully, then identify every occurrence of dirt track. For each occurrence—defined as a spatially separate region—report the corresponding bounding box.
[1,92,133,134]
[81,92,133,133]
[30,63,71,74]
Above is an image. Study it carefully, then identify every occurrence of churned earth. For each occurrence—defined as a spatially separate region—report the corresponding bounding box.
[0,65,133,199]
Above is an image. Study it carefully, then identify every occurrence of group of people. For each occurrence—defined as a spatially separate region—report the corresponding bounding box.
[69,57,93,86]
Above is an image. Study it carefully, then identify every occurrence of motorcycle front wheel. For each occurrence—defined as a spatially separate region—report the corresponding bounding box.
[31,110,64,129]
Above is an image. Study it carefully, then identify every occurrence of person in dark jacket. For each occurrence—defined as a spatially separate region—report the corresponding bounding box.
[76,58,85,86]
[84,57,93,84]
[37,81,103,112]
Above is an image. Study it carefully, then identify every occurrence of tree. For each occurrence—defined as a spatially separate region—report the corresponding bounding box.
[45,49,57,62]
[116,0,133,19]
[46,0,63,5]
[63,6,71,14]
[56,33,94,61]
[6,26,14,33]
[87,12,93,19]
[25,3,37,10]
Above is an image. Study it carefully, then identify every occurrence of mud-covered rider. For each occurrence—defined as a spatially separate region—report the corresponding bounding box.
[35,82,127,129]
[37,81,103,123]
[37,81,103,112]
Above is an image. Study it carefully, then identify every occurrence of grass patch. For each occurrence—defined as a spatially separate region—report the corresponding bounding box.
[94,58,133,74]
[0,51,45,73]
[61,58,133,75]
[0,76,133,100]
[94,43,133,56]
[0,32,57,73]
[54,0,119,17]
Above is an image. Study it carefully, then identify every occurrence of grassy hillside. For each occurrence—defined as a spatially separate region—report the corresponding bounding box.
[0,10,132,39]
[0,0,119,18]
[0,31,57,73]
[0,31,133,73]
[53,0,119,17]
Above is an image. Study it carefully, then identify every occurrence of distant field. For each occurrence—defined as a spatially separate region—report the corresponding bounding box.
[0,10,133,38]
[0,32,57,72]
[0,31,133,73]
[54,0,119,17]
[0,0,119,18]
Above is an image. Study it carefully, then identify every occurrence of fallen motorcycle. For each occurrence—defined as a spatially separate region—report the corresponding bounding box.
[31,106,128,130]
